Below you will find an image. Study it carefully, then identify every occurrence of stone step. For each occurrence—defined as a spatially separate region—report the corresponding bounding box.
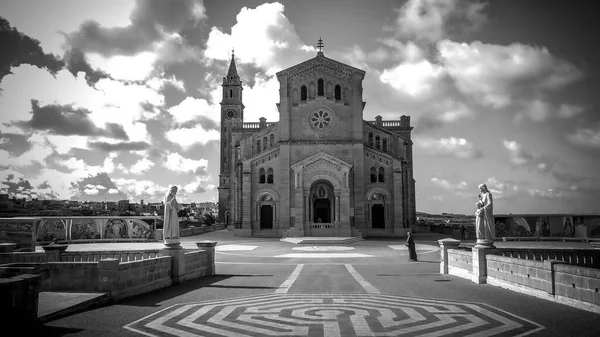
[280,237,363,245]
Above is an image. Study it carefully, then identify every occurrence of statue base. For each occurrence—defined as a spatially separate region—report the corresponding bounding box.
[474,239,496,249]
[163,238,182,250]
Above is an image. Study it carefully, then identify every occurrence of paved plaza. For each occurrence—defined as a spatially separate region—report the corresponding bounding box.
[36,231,600,336]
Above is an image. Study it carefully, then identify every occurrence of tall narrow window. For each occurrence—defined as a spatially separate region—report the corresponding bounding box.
[301,86,307,101]
[375,136,380,150]
[378,167,385,182]
[382,139,388,153]
[259,168,265,184]
[368,133,373,147]
[370,167,377,183]
[257,140,261,153]
[270,134,274,147]
[267,168,274,184]
[263,136,268,150]
[318,79,324,96]
[335,85,341,101]
[230,89,233,98]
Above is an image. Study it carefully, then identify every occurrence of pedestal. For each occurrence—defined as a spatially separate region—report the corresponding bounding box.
[159,246,186,284]
[474,239,496,249]
[196,241,217,276]
[472,246,496,284]
[163,238,181,250]
[438,238,461,274]
[41,244,68,262]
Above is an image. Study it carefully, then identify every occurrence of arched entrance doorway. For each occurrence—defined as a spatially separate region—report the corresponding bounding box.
[309,180,335,235]
[258,194,275,229]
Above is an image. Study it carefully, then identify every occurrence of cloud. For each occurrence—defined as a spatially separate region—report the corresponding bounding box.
[502,138,554,173]
[204,2,313,75]
[527,188,564,199]
[63,48,113,86]
[0,17,64,83]
[416,136,482,159]
[164,152,208,174]
[167,96,219,125]
[70,172,128,201]
[88,141,150,152]
[380,60,444,97]
[438,40,583,108]
[63,0,206,58]
[165,126,220,148]
[13,100,129,139]
[0,131,32,156]
[113,177,169,203]
[392,0,488,42]
[557,104,584,119]
[430,176,469,191]
[483,177,521,200]
[566,125,600,149]
[128,157,155,175]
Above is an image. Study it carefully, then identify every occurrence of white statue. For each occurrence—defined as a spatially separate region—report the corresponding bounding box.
[475,183,495,242]
[163,186,182,242]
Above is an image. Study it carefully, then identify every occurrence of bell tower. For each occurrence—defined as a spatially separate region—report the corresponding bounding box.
[218,51,244,225]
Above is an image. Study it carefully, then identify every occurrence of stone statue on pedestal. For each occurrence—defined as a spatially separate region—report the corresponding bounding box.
[163,186,182,245]
[475,183,495,247]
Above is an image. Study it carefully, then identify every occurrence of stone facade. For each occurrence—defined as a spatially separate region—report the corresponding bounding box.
[218,50,416,237]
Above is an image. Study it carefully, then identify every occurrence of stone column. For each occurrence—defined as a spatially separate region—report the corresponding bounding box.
[472,246,496,284]
[159,245,186,284]
[98,258,120,299]
[438,238,460,274]
[42,244,68,262]
[196,241,218,276]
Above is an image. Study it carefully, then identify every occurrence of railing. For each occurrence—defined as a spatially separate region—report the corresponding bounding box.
[310,223,334,229]
[496,248,600,268]
[60,250,161,263]
[367,120,410,128]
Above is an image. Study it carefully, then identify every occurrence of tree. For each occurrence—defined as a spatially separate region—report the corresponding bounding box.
[203,213,216,226]
[178,208,190,217]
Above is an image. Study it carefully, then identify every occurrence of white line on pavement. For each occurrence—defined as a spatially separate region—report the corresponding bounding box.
[345,264,381,294]
[275,264,304,294]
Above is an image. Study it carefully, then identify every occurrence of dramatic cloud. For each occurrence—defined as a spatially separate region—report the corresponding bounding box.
[13,100,129,139]
[71,172,128,201]
[128,157,155,175]
[0,17,64,83]
[483,177,521,200]
[0,131,32,156]
[392,0,488,42]
[63,0,206,58]
[438,40,583,108]
[380,60,444,97]
[204,2,313,74]
[63,49,113,86]
[502,139,553,173]
[167,96,218,125]
[416,136,482,159]
[165,126,220,148]
[164,152,208,174]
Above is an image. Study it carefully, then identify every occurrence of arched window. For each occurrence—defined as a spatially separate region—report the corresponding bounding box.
[267,168,274,183]
[335,85,341,101]
[318,79,324,96]
[270,134,274,147]
[378,167,385,182]
[259,168,265,184]
[368,133,373,147]
[229,89,233,98]
[257,140,261,153]
[301,86,307,101]
[263,136,268,150]
[382,138,388,153]
[370,167,377,183]
[375,136,380,150]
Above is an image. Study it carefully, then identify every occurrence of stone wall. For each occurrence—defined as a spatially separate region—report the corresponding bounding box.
[116,256,172,300]
[0,274,40,327]
[554,264,600,309]
[184,250,209,281]
[41,262,99,292]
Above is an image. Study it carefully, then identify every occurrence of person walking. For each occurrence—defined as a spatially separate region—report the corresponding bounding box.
[406,231,418,262]
[460,225,466,240]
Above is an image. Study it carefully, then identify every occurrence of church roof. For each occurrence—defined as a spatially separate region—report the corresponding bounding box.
[276,51,365,80]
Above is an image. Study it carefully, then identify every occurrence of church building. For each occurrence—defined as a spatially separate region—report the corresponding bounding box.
[218,42,416,237]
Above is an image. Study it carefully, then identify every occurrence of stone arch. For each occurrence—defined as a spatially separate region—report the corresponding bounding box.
[366,187,391,201]
[303,173,342,191]
[255,188,279,202]
[255,188,279,228]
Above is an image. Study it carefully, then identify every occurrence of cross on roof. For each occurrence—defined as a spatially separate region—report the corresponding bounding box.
[317,37,324,52]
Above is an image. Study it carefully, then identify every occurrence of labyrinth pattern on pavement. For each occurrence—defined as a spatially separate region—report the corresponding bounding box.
[125,293,543,337]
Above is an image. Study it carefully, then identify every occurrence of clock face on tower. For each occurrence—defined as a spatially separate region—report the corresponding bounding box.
[226,109,236,119]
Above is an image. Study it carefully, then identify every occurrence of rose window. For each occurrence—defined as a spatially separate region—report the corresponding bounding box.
[311,110,331,129]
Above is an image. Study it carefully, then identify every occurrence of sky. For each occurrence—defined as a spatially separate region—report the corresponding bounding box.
[0,0,599,214]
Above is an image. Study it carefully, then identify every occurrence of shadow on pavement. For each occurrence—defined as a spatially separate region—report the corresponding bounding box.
[119,273,276,308]
[30,325,85,337]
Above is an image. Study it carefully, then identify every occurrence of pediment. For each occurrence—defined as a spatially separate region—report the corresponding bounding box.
[277,54,365,84]
[291,151,353,173]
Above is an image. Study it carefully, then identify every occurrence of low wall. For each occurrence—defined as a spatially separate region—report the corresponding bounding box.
[42,262,99,292]
[60,250,161,263]
[497,248,600,268]
[440,241,600,313]
[0,274,40,327]
[0,252,46,265]
[115,256,172,300]
[184,250,208,281]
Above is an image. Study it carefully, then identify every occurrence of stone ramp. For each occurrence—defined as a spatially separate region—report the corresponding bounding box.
[38,291,110,323]
[280,237,363,244]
